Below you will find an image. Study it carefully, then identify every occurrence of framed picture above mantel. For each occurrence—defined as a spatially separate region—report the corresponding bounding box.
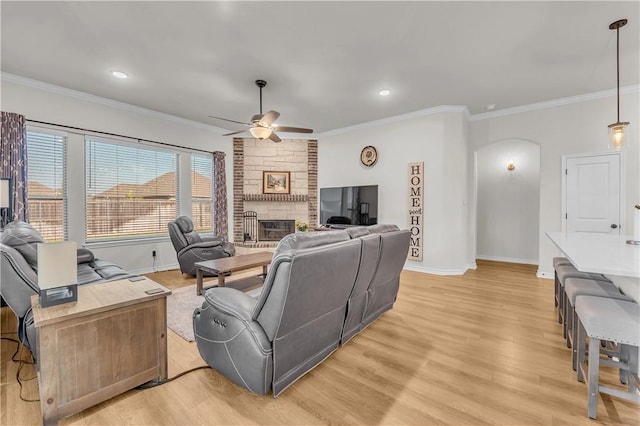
[263,171,290,194]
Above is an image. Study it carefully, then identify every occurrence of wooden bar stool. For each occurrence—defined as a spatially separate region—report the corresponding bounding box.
[555,265,608,332]
[553,257,573,308]
[564,277,635,369]
[575,296,640,419]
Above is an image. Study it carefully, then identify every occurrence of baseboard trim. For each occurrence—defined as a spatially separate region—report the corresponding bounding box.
[403,264,470,276]
[131,262,179,276]
[537,270,554,280]
[476,255,538,265]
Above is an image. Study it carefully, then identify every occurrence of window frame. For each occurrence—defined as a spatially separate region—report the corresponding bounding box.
[25,127,68,242]
[84,136,180,243]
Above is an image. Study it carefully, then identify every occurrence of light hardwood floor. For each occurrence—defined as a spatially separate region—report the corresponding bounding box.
[2,260,638,425]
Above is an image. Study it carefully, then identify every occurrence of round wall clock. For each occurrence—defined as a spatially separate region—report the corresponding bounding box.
[360,145,378,167]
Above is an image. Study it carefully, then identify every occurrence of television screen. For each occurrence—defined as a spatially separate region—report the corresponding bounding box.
[319,185,378,226]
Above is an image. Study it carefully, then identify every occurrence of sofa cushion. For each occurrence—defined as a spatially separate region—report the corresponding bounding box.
[274,230,350,255]
[368,223,400,234]
[345,226,370,238]
[0,221,44,271]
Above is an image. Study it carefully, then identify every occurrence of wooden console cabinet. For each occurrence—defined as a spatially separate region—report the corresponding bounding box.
[31,278,171,425]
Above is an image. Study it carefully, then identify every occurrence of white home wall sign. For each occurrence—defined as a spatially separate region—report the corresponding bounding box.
[408,162,424,261]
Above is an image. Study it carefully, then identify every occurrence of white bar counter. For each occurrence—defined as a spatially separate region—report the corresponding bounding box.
[546,231,640,302]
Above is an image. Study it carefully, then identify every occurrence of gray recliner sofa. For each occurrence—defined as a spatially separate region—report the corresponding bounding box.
[0,221,131,358]
[193,224,410,396]
[342,224,411,343]
[168,216,236,276]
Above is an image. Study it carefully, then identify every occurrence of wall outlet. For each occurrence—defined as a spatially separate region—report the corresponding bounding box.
[152,250,157,258]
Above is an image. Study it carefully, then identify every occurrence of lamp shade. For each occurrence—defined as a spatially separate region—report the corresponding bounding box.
[37,241,78,290]
[608,122,629,150]
[249,126,273,140]
[0,179,9,209]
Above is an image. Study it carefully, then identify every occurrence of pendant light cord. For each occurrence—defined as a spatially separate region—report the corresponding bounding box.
[616,25,620,123]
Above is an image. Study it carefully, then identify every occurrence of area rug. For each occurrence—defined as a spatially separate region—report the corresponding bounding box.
[166,276,263,342]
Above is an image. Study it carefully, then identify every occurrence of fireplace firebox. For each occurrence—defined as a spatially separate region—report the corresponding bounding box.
[258,220,295,241]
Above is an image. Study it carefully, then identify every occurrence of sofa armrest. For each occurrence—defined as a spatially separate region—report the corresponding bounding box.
[176,240,225,258]
[77,248,95,264]
[200,233,225,244]
[203,287,257,321]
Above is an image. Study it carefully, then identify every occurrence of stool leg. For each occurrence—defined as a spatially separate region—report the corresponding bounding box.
[566,302,573,349]
[587,337,600,419]
[571,306,579,370]
[618,344,629,385]
[628,345,638,393]
[554,273,559,307]
[577,318,586,382]
[561,289,567,337]
[558,285,564,324]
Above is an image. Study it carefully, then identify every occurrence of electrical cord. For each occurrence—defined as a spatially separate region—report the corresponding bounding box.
[135,365,211,389]
[11,340,39,402]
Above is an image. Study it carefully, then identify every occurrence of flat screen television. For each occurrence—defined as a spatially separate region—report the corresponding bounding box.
[319,185,378,226]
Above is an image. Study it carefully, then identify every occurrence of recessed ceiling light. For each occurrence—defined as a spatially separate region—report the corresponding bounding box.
[378,89,391,96]
[111,71,128,79]
[486,104,496,111]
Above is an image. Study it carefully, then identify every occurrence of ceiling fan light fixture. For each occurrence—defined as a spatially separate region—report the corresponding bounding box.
[250,126,273,140]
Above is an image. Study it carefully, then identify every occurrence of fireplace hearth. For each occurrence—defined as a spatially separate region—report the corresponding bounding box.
[258,220,295,241]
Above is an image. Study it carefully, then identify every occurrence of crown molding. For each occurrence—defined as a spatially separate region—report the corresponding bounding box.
[316,105,470,138]
[470,85,640,121]
[0,72,228,133]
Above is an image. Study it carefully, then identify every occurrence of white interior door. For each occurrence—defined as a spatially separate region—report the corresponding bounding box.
[564,153,621,234]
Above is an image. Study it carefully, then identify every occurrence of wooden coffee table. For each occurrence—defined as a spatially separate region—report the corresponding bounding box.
[195,251,273,295]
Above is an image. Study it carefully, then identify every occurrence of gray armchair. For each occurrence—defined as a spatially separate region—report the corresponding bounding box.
[167,216,235,276]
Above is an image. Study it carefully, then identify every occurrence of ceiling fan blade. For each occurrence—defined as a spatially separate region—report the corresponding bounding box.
[268,132,282,143]
[208,115,251,126]
[260,110,280,126]
[273,126,313,134]
[223,129,248,136]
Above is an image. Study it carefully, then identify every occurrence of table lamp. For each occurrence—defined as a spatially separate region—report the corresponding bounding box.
[38,241,78,307]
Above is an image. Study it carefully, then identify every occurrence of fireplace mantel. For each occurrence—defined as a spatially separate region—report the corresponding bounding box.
[243,194,309,202]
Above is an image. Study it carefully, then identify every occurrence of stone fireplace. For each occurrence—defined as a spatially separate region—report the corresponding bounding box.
[258,220,295,241]
[233,138,318,247]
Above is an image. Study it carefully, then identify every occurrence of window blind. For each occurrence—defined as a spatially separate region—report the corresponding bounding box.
[26,130,67,242]
[191,154,213,232]
[85,138,179,241]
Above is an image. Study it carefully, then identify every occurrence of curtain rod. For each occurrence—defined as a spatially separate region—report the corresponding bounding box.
[26,119,213,154]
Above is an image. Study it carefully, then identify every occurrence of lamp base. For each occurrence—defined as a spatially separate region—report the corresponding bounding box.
[626,240,640,246]
[40,284,78,308]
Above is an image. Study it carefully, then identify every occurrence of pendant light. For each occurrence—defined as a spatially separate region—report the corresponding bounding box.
[608,19,629,150]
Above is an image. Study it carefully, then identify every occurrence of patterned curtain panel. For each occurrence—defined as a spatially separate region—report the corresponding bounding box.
[212,151,228,238]
[1,111,29,222]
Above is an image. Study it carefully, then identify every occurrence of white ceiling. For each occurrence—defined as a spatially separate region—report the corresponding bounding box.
[1,1,638,134]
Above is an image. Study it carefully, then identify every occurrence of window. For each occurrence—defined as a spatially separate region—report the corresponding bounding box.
[191,154,213,232]
[26,130,66,241]
[85,138,179,241]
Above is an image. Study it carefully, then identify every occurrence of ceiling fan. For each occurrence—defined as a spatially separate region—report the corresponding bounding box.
[209,79,313,143]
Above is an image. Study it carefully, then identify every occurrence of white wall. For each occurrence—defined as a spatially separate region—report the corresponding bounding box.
[319,108,473,274]
[469,89,640,277]
[476,139,540,264]
[1,76,233,274]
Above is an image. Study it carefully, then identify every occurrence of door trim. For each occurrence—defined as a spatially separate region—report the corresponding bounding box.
[561,151,624,233]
